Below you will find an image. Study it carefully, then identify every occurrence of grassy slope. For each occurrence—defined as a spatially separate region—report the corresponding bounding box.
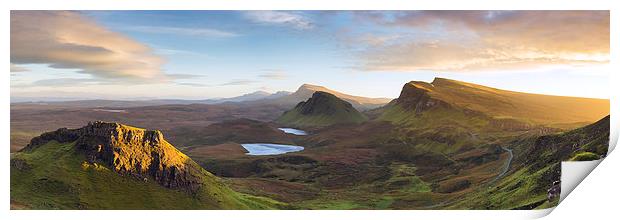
[11,141,286,209]
[277,109,367,127]
[448,116,609,209]
[379,103,489,130]
[570,152,600,161]
[559,116,610,159]
[294,163,433,210]
[378,104,494,154]
[447,163,559,210]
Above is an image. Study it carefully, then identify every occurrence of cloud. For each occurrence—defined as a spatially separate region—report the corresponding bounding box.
[351,11,609,72]
[244,11,313,30]
[257,70,288,79]
[12,77,121,88]
[176,82,209,87]
[10,63,28,72]
[123,25,238,38]
[11,11,165,79]
[167,73,206,80]
[30,78,103,87]
[153,48,208,57]
[218,79,258,86]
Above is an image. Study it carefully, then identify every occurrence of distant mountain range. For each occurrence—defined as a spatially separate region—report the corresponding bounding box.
[205,91,292,104]
[11,84,391,111]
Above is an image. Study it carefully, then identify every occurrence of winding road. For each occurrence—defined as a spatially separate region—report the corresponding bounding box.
[493,146,514,182]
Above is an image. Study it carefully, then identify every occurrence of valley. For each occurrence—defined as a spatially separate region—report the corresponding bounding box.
[10,78,610,210]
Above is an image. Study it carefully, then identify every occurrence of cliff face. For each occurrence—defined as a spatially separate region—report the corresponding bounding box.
[392,81,447,113]
[22,121,205,193]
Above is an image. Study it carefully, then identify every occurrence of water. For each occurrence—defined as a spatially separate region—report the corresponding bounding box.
[241,143,305,156]
[278,128,308,135]
[93,109,126,113]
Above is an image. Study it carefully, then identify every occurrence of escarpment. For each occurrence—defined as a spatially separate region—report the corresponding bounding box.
[22,121,207,193]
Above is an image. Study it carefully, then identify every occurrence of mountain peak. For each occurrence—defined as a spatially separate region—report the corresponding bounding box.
[407,77,460,90]
[277,91,368,127]
[298,91,349,114]
[298,83,328,92]
[287,83,392,110]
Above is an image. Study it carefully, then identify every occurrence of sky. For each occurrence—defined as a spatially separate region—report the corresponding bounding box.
[10,11,610,100]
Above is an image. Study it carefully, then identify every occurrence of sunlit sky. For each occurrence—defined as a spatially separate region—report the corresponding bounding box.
[10,11,610,100]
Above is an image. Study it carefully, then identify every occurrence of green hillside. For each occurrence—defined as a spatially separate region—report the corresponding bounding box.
[277,91,368,127]
[376,78,609,154]
[10,122,286,209]
[449,115,609,209]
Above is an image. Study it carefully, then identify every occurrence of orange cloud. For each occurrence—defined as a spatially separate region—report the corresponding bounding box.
[353,11,609,72]
[11,11,165,79]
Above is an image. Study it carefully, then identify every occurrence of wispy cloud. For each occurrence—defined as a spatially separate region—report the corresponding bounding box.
[218,79,258,86]
[244,11,313,30]
[123,25,239,38]
[168,73,206,80]
[154,48,205,57]
[11,77,128,88]
[176,82,210,87]
[11,11,165,79]
[257,69,288,79]
[10,63,28,72]
[175,79,258,87]
[349,11,610,72]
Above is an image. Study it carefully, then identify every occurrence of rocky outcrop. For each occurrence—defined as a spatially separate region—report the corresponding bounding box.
[21,121,206,193]
[10,158,31,171]
[392,82,449,114]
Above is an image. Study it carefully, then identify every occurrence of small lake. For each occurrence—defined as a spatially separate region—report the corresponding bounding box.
[278,128,308,135]
[93,109,127,113]
[241,143,305,156]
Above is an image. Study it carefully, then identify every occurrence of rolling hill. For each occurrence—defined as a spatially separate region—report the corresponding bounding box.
[10,121,285,209]
[276,91,368,127]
